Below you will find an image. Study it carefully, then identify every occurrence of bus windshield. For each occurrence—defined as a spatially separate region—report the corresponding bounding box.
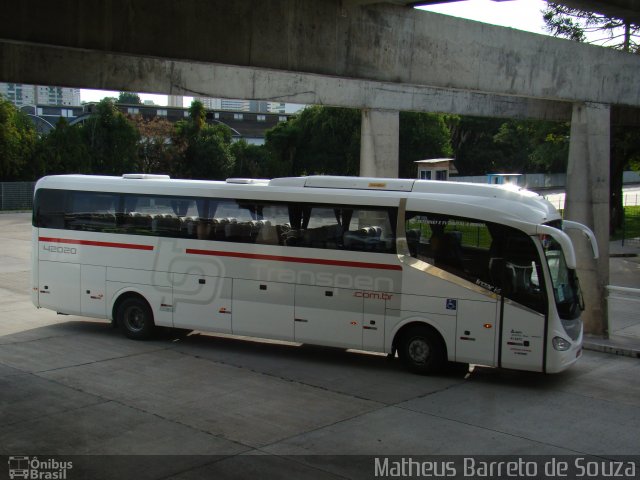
[542,235,583,322]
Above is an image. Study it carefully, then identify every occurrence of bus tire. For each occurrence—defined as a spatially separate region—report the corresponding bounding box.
[398,325,445,374]
[116,296,155,340]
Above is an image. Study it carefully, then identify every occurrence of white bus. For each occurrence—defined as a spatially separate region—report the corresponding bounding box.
[31,174,598,374]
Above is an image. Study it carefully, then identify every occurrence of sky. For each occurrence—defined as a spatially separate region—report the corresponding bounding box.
[80,0,552,106]
[417,0,550,35]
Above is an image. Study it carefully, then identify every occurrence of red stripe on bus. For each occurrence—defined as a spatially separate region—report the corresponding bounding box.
[185,248,403,271]
[39,237,154,251]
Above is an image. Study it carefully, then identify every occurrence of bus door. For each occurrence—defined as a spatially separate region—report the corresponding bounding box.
[494,235,547,372]
[500,301,546,371]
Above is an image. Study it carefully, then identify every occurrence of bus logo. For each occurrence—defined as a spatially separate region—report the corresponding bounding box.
[7,456,73,479]
[8,457,29,479]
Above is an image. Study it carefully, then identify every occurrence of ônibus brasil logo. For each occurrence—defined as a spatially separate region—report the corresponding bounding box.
[8,456,73,480]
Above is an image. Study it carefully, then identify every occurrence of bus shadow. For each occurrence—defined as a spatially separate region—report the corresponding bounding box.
[465,364,572,389]
[173,330,469,377]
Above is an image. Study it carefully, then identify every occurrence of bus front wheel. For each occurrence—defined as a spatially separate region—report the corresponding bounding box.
[398,326,445,374]
[116,296,155,340]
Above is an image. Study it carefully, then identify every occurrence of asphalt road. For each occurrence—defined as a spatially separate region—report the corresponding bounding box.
[1,213,638,479]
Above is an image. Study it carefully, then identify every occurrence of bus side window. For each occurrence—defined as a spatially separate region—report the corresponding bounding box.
[34,189,67,229]
[501,234,546,314]
[284,205,396,253]
[343,208,395,253]
[405,212,492,285]
[258,204,289,245]
[67,191,117,232]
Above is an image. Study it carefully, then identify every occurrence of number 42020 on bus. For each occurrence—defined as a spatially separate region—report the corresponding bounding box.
[31,174,598,375]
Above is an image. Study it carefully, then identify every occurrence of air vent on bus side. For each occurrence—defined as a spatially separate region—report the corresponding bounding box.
[122,174,171,180]
[226,178,270,185]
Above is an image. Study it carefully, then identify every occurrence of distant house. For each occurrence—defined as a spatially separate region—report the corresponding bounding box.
[414,158,458,181]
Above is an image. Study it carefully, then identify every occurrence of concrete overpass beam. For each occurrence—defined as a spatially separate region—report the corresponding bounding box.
[360,109,399,178]
[565,102,610,336]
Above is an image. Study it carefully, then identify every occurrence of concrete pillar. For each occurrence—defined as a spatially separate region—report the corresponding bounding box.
[360,109,399,178]
[565,102,610,337]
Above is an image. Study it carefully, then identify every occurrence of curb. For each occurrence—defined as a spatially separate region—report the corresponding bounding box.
[583,340,640,359]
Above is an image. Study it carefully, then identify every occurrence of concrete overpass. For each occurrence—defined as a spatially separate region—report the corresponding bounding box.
[2,0,640,335]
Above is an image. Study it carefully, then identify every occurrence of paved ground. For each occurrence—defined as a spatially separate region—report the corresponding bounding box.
[1,213,639,479]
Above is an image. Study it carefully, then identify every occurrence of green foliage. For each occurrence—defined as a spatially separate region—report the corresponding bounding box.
[543,3,639,52]
[183,125,235,180]
[0,96,37,180]
[448,116,569,176]
[231,140,269,178]
[611,206,640,241]
[264,118,301,177]
[264,106,453,178]
[80,99,140,175]
[448,116,508,175]
[117,92,142,104]
[614,127,640,172]
[399,112,452,178]
[265,106,361,176]
[187,100,206,133]
[130,116,176,174]
[31,117,90,177]
[494,120,570,173]
[173,101,235,180]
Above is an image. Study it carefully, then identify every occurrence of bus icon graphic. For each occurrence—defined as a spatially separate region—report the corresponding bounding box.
[7,456,29,479]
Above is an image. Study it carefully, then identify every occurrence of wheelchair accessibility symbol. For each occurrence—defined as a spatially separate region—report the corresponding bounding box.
[446,299,457,311]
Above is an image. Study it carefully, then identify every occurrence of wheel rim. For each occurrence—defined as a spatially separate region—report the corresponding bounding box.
[124,305,146,332]
[408,336,430,365]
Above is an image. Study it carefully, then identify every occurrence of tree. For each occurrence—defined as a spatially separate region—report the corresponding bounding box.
[80,99,140,175]
[129,115,176,174]
[0,96,37,180]
[399,112,452,178]
[264,106,455,178]
[494,120,570,174]
[448,116,508,175]
[231,140,269,178]
[543,3,639,52]
[543,3,640,232]
[183,124,235,180]
[265,106,361,176]
[187,100,206,133]
[264,117,301,177]
[31,117,90,177]
[173,100,235,180]
[117,92,142,104]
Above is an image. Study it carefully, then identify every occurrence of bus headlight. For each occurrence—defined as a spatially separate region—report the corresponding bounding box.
[552,336,571,351]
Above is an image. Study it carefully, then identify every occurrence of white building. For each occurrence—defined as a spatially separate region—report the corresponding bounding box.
[194,96,295,114]
[167,95,183,108]
[414,158,458,181]
[0,83,80,107]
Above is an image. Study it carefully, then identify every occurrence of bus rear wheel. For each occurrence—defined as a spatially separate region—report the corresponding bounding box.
[398,326,445,374]
[117,296,155,340]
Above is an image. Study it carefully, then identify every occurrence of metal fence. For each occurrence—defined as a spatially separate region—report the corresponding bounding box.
[0,182,35,211]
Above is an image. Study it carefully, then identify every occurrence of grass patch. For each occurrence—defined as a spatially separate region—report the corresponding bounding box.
[612,206,640,241]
